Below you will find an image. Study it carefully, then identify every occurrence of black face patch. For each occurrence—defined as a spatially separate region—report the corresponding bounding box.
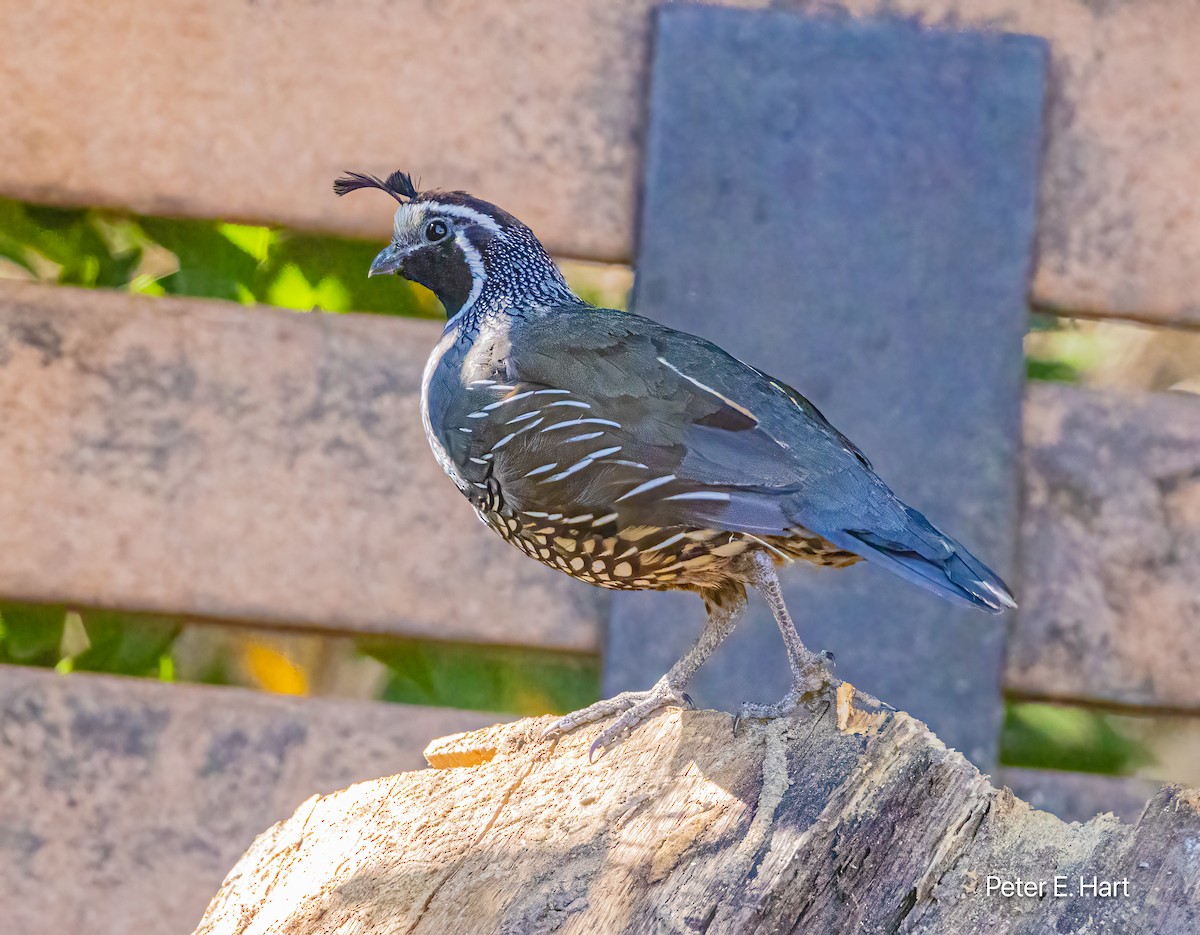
[400,240,475,317]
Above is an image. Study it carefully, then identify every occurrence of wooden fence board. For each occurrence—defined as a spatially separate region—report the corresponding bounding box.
[0,665,493,935]
[0,281,604,652]
[1010,381,1200,710]
[1,1,1198,322]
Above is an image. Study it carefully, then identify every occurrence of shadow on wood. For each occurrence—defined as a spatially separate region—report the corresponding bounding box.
[194,685,1198,934]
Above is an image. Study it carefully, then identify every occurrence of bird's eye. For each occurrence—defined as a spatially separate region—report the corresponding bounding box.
[424,219,449,242]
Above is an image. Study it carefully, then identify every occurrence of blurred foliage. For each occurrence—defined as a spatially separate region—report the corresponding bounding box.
[0,197,442,317]
[0,603,68,667]
[0,603,179,679]
[1000,701,1150,776]
[240,639,310,696]
[360,637,599,716]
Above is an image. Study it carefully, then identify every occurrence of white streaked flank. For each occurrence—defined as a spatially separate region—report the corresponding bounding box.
[643,532,687,553]
[564,431,604,443]
[539,417,621,432]
[482,389,537,410]
[546,399,591,409]
[542,446,621,483]
[524,463,558,478]
[656,355,760,423]
[616,474,676,501]
[506,410,542,424]
[664,491,732,502]
[592,512,619,527]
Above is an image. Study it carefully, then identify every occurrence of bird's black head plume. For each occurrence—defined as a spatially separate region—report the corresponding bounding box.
[332,170,418,203]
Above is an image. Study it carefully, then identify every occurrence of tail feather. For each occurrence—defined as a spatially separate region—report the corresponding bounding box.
[822,507,1017,614]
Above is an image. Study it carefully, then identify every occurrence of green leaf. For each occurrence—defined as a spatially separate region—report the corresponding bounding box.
[72,610,181,677]
[0,603,67,666]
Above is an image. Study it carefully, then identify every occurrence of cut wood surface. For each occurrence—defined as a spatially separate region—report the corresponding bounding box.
[2,1,1199,322]
[0,280,603,652]
[3,282,1198,707]
[0,665,494,935]
[1012,382,1200,710]
[194,686,1198,934]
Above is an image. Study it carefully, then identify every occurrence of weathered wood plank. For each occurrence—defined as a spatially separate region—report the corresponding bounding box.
[0,665,493,935]
[608,7,1042,768]
[777,0,1200,326]
[1010,381,1200,710]
[0,280,604,652]
[2,1,1198,322]
[193,692,1200,934]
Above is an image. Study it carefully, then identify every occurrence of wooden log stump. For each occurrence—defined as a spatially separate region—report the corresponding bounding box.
[193,686,1198,934]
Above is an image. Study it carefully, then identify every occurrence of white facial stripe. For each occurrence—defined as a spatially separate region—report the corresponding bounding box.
[451,232,487,324]
[421,201,503,234]
[656,356,760,424]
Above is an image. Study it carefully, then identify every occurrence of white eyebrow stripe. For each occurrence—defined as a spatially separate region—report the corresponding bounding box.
[482,390,537,410]
[546,400,591,409]
[540,417,621,433]
[664,491,732,502]
[616,474,676,501]
[523,463,558,478]
[564,431,605,443]
[420,201,504,233]
[656,356,760,423]
[644,532,687,553]
[506,410,543,424]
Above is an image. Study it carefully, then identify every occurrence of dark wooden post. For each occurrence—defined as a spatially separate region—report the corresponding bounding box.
[606,7,1046,766]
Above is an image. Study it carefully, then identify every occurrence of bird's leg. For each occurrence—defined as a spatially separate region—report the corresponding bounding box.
[738,551,837,721]
[541,587,747,760]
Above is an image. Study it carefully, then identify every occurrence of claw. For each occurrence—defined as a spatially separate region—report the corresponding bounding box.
[681,692,695,709]
[731,713,742,736]
[588,737,608,764]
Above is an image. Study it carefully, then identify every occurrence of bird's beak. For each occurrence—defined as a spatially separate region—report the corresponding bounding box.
[368,243,405,278]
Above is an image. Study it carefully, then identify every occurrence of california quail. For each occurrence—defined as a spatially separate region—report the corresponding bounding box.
[335,170,1016,758]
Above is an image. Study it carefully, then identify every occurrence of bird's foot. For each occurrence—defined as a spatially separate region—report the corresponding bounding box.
[733,650,838,730]
[540,677,691,762]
